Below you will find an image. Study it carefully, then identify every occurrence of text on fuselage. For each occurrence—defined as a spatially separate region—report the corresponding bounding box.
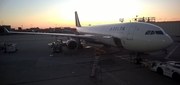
[109,27,125,31]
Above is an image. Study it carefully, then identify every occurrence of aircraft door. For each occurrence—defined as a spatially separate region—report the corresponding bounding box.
[126,26,136,40]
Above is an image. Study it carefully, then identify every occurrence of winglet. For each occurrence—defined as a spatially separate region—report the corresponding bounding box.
[75,11,81,27]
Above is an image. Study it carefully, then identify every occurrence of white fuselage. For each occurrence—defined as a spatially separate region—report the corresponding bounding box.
[76,22,173,52]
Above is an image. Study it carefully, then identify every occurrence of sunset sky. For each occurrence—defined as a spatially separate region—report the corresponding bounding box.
[0,0,180,29]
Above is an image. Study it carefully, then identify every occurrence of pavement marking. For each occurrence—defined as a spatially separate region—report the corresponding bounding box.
[114,54,132,61]
[165,44,179,59]
[35,59,67,67]
[101,68,127,85]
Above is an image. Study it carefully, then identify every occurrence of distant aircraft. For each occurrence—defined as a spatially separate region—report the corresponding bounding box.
[4,11,173,63]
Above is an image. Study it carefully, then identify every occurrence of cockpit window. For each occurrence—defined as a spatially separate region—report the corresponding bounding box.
[150,31,155,35]
[145,30,164,35]
[145,30,151,35]
[155,31,164,35]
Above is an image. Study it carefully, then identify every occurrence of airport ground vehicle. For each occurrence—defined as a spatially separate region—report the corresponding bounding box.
[149,61,180,80]
[0,43,17,53]
[48,39,62,53]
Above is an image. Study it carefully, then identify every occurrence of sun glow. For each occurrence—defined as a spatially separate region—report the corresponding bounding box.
[59,0,140,26]
[1,0,179,28]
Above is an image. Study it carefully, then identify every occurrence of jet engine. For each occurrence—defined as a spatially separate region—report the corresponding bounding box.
[66,38,78,50]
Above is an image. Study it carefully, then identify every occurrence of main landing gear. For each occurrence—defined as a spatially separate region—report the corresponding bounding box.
[132,53,142,64]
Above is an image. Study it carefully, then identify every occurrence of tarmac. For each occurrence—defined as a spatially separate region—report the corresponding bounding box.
[0,34,180,85]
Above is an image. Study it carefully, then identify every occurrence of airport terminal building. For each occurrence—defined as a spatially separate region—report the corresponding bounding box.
[0,21,180,36]
[150,21,180,36]
[134,17,180,36]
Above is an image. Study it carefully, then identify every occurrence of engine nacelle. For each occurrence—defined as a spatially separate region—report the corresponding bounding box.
[66,39,78,50]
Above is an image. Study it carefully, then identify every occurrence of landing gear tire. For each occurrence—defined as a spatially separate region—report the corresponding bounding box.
[172,73,180,81]
[134,53,142,64]
[134,59,139,64]
[157,67,163,75]
[134,58,142,64]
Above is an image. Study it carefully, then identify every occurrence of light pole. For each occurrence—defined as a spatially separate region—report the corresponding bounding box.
[30,24,33,28]
[1,21,3,25]
[119,18,124,23]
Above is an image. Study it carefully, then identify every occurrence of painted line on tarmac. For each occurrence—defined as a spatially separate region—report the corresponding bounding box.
[165,44,179,59]
[114,54,131,60]
[101,68,127,85]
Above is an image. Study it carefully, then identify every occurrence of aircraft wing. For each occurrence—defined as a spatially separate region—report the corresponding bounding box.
[4,28,94,39]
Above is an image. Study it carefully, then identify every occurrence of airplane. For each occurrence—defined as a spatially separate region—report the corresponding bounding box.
[4,11,173,63]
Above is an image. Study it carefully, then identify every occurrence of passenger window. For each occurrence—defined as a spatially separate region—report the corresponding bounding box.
[145,30,151,35]
[150,31,155,35]
[115,28,118,31]
[155,31,164,35]
[122,27,125,30]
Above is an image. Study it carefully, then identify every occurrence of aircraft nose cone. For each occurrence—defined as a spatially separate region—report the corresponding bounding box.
[167,36,173,46]
[163,35,173,48]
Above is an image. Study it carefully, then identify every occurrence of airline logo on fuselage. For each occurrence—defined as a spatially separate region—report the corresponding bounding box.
[109,27,125,31]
